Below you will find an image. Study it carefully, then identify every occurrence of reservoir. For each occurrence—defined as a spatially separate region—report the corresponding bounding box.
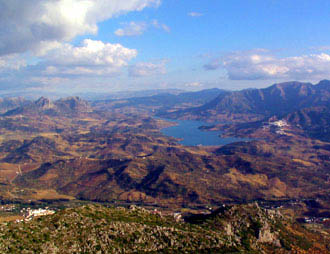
[159,119,249,146]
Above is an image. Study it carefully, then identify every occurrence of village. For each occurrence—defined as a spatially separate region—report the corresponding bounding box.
[262,119,290,135]
[16,207,56,222]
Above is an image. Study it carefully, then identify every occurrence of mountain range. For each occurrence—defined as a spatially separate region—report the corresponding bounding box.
[0,97,30,113]
[4,96,92,117]
[161,80,330,141]
[163,80,330,120]
[93,88,225,114]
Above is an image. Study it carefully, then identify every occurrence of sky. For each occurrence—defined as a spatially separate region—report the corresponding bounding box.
[1,0,330,97]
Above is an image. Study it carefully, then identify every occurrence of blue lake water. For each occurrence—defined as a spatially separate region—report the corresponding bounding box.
[159,119,249,146]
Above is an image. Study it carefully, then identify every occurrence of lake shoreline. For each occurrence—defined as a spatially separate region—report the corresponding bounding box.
[156,117,250,146]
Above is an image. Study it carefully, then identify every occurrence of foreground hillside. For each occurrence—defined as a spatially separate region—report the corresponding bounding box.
[0,203,328,253]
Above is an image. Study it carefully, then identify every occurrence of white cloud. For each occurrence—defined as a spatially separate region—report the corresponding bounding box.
[115,19,169,37]
[0,0,161,56]
[115,22,148,37]
[205,49,330,80]
[129,61,166,77]
[184,82,203,88]
[29,76,70,86]
[41,39,138,76]
[310,45,330,51]
[150,20,170,33]
[188,12,204,17]
[0,54,27,71]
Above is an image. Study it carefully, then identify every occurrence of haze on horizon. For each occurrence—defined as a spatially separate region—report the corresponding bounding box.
[1,0,330,97]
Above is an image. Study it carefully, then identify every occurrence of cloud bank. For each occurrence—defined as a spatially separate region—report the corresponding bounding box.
[0,55,27,72]
[205,50,330,81]
[0,0,162,93]
[0,0,161,56]
[41,39,138,76]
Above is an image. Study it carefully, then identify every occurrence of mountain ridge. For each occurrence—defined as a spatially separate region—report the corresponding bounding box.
[4,96,92,117]
[161,80,330,122]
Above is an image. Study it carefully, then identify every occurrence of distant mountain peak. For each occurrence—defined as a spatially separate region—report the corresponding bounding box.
[317,79,330,88]
[271,81,313,91]
[3,96,92,116]
[274,81,311,86]
[55,96,91,112]
[34,97,54,109]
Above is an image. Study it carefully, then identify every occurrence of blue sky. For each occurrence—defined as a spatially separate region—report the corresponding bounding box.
[1,0,330,96]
